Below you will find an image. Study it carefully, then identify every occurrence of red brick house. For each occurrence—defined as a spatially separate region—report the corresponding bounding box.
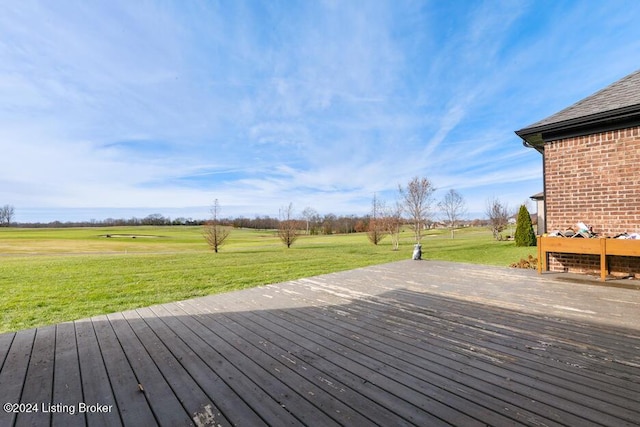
[516,69,640,278]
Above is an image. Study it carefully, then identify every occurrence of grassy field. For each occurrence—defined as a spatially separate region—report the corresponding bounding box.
[0,225,536,333]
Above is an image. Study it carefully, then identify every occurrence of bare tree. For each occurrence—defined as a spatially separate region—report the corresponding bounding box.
[485,196,510,240]
[0,205,15,226]
[381,198,403,251]
[367,194,387,245]
[399,176,436,242]
[203,199,231,253]
[438,189,467,238]
[301,206,319,235]
[278,203,299,248]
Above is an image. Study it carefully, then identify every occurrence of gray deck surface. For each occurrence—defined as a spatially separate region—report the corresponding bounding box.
[1,260,639,426]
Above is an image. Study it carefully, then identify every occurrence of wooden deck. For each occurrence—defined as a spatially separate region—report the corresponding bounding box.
[1,260,640,426]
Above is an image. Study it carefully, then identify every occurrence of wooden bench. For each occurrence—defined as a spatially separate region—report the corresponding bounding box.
[537,236,640,281]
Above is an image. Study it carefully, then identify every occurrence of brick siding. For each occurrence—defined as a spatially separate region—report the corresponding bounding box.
[544,125,640,277]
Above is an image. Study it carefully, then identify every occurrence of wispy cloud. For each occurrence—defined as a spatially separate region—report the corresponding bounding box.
[1,1,640,222]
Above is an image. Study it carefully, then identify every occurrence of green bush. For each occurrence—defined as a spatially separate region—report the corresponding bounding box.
[515,205,536,247]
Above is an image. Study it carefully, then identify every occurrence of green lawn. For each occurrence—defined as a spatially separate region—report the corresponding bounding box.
[0,226,536,333]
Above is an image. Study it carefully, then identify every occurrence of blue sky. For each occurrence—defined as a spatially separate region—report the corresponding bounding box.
[2,1,640,223]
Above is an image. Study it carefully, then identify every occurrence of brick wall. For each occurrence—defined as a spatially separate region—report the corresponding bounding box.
[544,125,640,277]
[547,253,640,279]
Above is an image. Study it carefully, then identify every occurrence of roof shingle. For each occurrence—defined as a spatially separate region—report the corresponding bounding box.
[516,69,640,141]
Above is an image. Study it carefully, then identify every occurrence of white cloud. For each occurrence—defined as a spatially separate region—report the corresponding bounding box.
[2,1,640,222]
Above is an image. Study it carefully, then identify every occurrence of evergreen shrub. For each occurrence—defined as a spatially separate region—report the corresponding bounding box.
[515,205,536,247]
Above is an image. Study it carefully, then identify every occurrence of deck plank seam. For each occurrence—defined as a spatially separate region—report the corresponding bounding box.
[221,310,418,427]
[272,282,640,426]
[249,308,476,426]
[235,309,443,426]
[180,298,407,427]
[107,311,195,426]
[324,299,640,425]
[148,303,277,426]
[136,306,235,426]
[188,311,366,426]
[171,300,342,427]
[373,294,640,388]
[126,308,230,426]
[91,315,152,425]
[278,303,564,427]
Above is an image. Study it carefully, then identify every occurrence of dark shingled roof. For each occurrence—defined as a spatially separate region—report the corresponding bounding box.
[516,69,640,148]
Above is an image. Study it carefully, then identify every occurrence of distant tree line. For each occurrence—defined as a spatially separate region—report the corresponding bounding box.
[8,210,372,234]
[4,179,519,244]
[4,207,498,232]
[231,213,363,235]
[10,214,206,228]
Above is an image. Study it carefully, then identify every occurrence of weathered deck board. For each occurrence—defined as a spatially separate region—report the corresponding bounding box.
[0,329,35,427]
[252,307,496,426]
[105,311,193,426]
[159,301,308,426]
[277,302,570,426]
[120,308,230,426]
[356,294,640,408]
[52,322,85,427]
[90,314,156,426]
[15,325,56,427]
[185,303,410,427]
[74,318,121,427]
[307,295,633,425]
[236,310,446,426]
[385,290,640,389]
[146,304,267,426]
[0,332,15,372]
[175,300,371,426]
[1,260,640,426]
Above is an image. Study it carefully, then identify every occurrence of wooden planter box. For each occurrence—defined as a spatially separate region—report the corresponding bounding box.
[537,236,640,281]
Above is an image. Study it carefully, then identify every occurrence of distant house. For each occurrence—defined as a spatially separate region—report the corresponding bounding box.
[529,192,544,236]
[516,69,640,277]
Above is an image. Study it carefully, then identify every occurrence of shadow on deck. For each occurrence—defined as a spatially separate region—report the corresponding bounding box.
[1,260,639,426]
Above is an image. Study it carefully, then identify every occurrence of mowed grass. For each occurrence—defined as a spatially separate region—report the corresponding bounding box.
[0,225,536,333]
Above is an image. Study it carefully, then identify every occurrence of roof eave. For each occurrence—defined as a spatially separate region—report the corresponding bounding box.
[516,104,640,151]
